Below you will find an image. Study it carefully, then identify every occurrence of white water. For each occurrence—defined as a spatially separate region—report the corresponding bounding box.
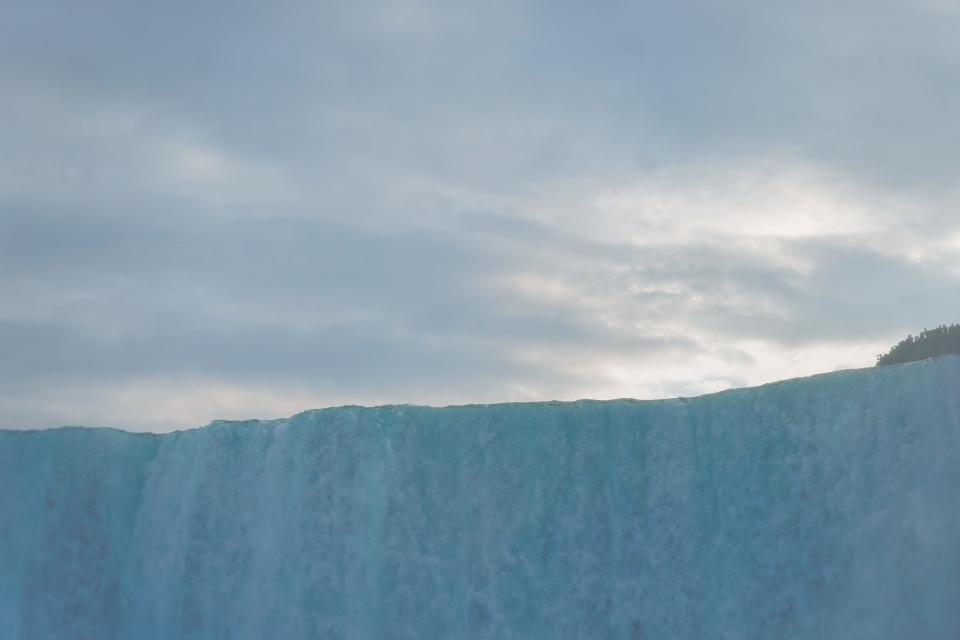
[2,356,960,639]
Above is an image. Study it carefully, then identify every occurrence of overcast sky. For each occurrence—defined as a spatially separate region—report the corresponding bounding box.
[3,0,960,431]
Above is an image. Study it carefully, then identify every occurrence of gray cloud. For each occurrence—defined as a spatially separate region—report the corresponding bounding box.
[2,0,959,429]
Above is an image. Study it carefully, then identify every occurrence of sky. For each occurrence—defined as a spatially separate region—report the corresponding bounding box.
[3,0,960,431]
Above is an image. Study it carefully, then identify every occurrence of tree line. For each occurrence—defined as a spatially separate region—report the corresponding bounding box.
[876,323,960,366]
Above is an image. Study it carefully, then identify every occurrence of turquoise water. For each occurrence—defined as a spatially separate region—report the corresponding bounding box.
[2,356,960,639]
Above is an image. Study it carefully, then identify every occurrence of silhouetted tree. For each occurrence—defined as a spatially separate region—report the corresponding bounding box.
[876,323,960,366]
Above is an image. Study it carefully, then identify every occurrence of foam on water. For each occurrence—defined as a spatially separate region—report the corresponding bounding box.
[2,356,960,639]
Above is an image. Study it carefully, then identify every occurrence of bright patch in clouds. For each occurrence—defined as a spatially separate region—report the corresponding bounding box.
[589,164,877,243]
[155,138,299,208]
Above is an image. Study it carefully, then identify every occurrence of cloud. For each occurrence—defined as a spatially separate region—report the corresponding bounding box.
[1,0,959,430]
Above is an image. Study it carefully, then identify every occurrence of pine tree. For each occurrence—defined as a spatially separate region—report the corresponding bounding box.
[876,323,960,366]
